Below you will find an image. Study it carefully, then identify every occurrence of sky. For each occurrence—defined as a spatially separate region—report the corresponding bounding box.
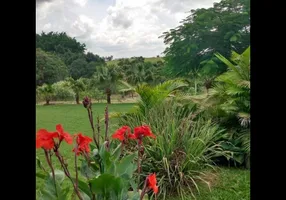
[36,0,219,59]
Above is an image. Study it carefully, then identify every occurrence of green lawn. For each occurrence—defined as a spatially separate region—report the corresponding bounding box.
[36,103,250,199]
[168,167,250,200]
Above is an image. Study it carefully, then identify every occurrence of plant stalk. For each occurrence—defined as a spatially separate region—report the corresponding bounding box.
[44,149,58,197]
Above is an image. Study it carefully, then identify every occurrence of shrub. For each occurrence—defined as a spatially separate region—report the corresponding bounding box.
[52,81,75,101]
[119,101,230,199]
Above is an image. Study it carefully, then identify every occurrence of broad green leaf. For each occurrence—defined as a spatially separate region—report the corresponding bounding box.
[111,143,122,161]
[90,174,125,198]
[116,153,137,179]
[50,169,65,184]
[72,178,92,198]
[80,191,91,200]
[39,178,69,200]
[80,160,95,179]
[99,142,112,172]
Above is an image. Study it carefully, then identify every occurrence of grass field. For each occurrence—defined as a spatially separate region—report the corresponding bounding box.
[168,167,250,200]
[106,57,164,65]
[36,104,250,199]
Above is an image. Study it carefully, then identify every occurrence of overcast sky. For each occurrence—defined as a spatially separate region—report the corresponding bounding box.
[36,0,219,58]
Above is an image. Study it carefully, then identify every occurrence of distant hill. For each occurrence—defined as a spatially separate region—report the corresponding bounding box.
[106,57,164,65]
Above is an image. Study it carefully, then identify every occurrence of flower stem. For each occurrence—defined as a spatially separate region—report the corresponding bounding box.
[104,106,110,151]
[74,146,79,189]
[139,177,149,200]
[87,107,100,149]
[54,150,83,200]
[97,116,100,147]
[44,149,58,197]
[137,140,141,191]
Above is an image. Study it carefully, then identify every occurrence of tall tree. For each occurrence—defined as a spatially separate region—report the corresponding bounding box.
[36,31,86,54]
[65,77,86,104]
[85,52,105,64]
[68,58,88,80]
[160,0,250,76]
[36,48,68,86]
[91,65,121,104]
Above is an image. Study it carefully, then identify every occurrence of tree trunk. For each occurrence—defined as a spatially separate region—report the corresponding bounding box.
[46,99,50,105]
[106,88,111,104]
[76,93,80,104]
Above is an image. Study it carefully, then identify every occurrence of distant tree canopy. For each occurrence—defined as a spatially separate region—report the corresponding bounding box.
[36,48,68,86]
[160,0,250,77]
[36,31,106,81]
[104,55,113,61]
[36,32,86,54]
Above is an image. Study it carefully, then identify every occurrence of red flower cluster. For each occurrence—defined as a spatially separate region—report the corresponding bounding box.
[111,126,131,141]
[73,133,93,156]
[56,124,73,144]
[112,125,156,143]
[36,124,72,150]
[147,173,159,194]
[36,129,58,150]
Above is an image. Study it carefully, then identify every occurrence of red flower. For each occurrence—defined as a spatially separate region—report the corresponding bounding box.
[129,125,156,140]
[56,124,73,144]
[112,126,131,141]
[73,133,93,156]
[36,129,58,150]
[147,173,159,194]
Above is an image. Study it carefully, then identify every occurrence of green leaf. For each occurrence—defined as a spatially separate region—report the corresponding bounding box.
[73,178,92,198]
[80,191,91,200]
[39,178,69,200]
[99,142,112,172]
[90,174,125,198]
[128,190,148,200]
[116,153,137,179]
[80,160,95,179]
[51,170,65,184]
[233,153,244,164]
[36,156,47,172]
[129,179,137,192]
[111,143,122,161]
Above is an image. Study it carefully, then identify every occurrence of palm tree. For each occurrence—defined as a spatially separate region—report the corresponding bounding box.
[65,77,86,104]
[188,46,250,126]
[37,84,54,105]
[92,65,121,104]
[214,46,250,126]
[135,79,188,115]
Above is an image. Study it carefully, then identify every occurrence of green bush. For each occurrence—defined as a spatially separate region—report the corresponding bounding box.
[52,81,75,101]
[119,101,230,199]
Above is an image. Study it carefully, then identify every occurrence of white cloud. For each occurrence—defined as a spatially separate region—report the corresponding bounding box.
[36,0,219,58]
[43,23,52,30]
[73,0,88,7]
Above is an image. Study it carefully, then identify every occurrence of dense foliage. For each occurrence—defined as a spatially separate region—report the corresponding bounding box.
[160,0,250,77]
